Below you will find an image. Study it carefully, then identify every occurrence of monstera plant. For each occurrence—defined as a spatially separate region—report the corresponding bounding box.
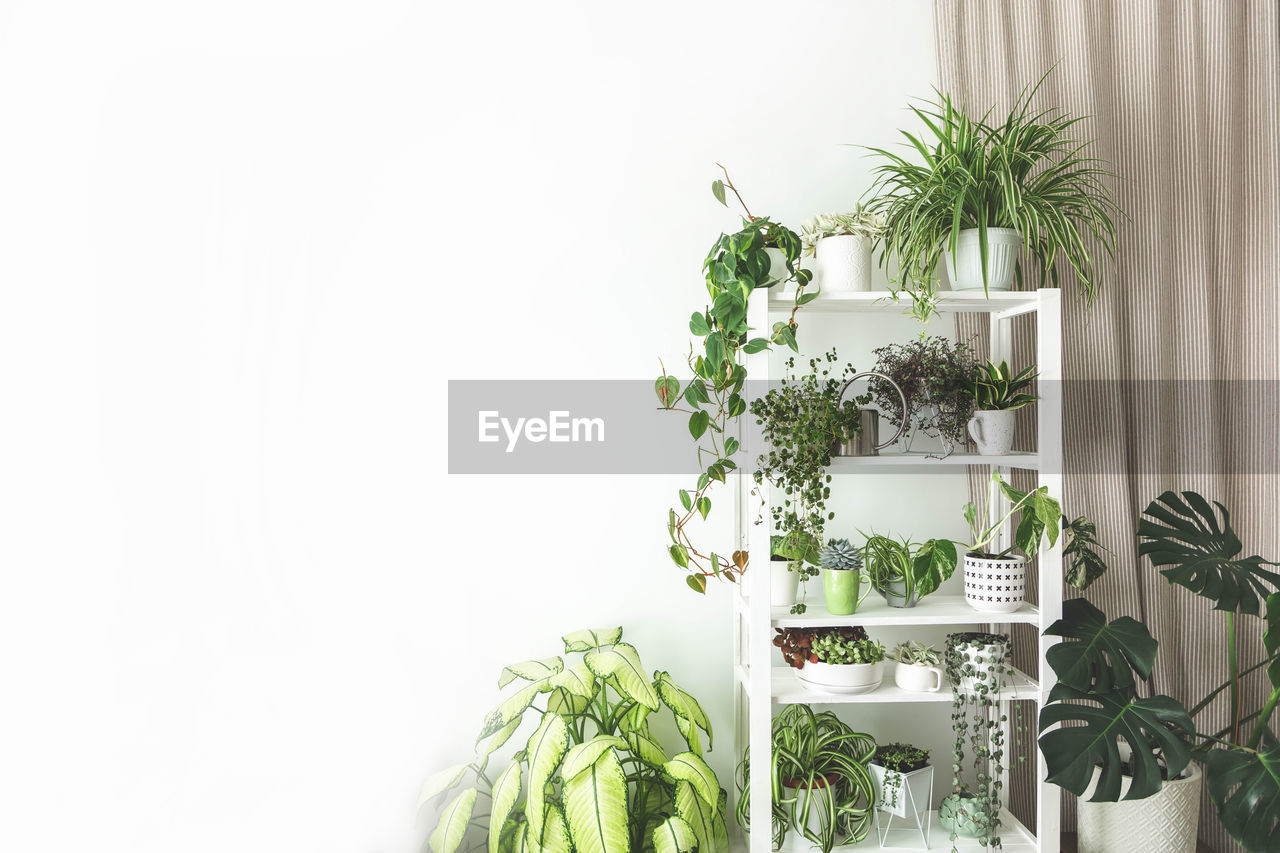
[421,628,727,853]
[1039,492,1280,852]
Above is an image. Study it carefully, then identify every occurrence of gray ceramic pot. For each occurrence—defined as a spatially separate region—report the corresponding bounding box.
[879,577,919,608]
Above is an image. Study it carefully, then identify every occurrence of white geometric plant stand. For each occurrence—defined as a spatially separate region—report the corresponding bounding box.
[870,764,933,850]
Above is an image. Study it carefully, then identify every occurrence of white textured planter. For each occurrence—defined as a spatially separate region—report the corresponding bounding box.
[771,560,800,607]
[967,409,1016,455]
[963,554,1027,613]
[945,227,1021,291]
[869,763,933,819]
[949,637,1011,693]
[814,234,872,292]
[1077,762,1202,853]
[796,661,883,695]
[893,661,945,692]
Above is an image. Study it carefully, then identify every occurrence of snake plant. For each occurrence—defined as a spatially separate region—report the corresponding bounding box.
[968,360,1039,411]
[421,628,726,853]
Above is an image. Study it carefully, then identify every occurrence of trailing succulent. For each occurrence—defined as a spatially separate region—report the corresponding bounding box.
[774,626,868,670]
[420,628,726,853]
[818,538,862,572]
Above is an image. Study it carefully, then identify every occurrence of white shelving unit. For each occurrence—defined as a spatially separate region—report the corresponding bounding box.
[732,289,1063,853]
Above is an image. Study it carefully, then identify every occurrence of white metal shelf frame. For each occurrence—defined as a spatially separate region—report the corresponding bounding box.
[733,289,1063,853]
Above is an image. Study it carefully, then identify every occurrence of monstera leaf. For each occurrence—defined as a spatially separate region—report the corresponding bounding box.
[1039,684,1193,801]
[1044,598,1157,695]
[1266,592,1280,689]
[1138,491,1280,615]
[1206,731,1280,852]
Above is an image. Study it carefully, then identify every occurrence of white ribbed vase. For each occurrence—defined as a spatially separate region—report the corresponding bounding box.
[1077,763,1202,853]
[945,227,1021,291]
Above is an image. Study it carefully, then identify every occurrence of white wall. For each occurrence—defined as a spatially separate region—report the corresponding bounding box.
[0,3,937,852]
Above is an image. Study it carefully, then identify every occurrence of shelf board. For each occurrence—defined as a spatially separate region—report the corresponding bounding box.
[810,808,1038,851]
[772,663,1040,705]
[827,451,1040,472]
[768,289,1042,315]
[772,595,1040,628]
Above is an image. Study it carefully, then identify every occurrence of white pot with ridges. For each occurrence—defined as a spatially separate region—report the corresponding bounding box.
[1076,758,1202,853]
[944,227,1021,291]
[814,233,872,292]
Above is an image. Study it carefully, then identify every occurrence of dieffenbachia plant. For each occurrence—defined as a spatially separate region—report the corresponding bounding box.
[1039,492,1280,852]
[420,628,727,853]
[656,168,816,592]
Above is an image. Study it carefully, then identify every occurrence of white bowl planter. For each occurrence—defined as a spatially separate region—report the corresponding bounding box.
[963,553,1027,613]
[944,227,1021,291]
[795,661,883,695]
[893,661,944,693]
[967,409,1016,455]
[1077,762,1202,853]
[770,559,800,607]
[814,234,872,292]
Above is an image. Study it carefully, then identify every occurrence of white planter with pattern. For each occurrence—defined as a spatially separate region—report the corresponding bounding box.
[963,554,1027,613]
[1077,762,1202,853]
[967,409,1016,455]
[814,234,872,292]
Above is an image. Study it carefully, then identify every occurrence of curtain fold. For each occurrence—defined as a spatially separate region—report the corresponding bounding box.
[934,2,1280,851]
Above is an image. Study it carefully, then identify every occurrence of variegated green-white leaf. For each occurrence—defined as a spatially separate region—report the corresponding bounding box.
[562,735,627,780]
[617,702,651,735]
[535,803,571,853]
[496,817,521,853]
[674,717,703,757]
[487,680,547,730]
[488,761,523,853]
[477,717,522,764]
[549,661,597,698]
[585,643,659,710]
[418,762,468,810]
[623,730,668,768]
[546,686,592,716]
[711,790,729,853]
[525,713,569,840]
[675,780,714,853]
[499,657,564,689]
[563,627,623,653]
[664,752,718,806]
[514,824,532,853]
[428,786,477,853]
[564,749,629,853]
[651,816,696,853]
[655,672,713,749]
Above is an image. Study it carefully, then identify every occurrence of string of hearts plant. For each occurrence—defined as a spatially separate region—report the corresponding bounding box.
[656,167,817,592]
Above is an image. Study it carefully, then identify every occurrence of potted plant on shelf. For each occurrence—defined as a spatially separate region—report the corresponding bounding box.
[774,625,868,668]
[420,627,727,853]
[734,704,877,853]
[818,537,869,615]
[966,360,1039,456]
[800,206,886,293]
[770,533,819,611]
[869,743,933,824]
[869,336,977,457]
[751,350,861,614]
[861,532,958,608]
[868,73,1120,299]
[888,640,945,693]
[797,634,886,695]
[1038,491,1280,853]
[942,631,1017,849]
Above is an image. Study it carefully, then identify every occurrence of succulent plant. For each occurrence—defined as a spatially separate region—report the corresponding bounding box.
[887,640,942,667]
[819,538,863,572]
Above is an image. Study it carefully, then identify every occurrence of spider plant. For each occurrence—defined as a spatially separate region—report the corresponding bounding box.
[867,71,1120,300]
[860,531,957,605]
[734,705,877,853]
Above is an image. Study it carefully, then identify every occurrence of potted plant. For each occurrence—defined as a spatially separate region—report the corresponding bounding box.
[734,705,878,853]
[818,538,869,615]
[420,627,728,853]
[1038,491,1280,853]
[944,631,1016,850]
[868,73,1120,298]
[966,360,1038,455]
[869,336,977,456]
[751,350,861,614]
[795,634,886,695]
[861,532,958,608]
[770,533,819,611]
[888,640,945,693]
[799,206,886,292]
[774,625,868,669]
[869,743,933,823]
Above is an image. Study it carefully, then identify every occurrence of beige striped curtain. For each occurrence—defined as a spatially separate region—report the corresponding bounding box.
[934,1,1280,851]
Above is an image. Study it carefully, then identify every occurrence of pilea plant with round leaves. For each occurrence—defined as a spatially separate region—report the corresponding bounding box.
[773,626,868,670]
[420,628,726,853]
[656,168,817,593]
[944,632,1017,851]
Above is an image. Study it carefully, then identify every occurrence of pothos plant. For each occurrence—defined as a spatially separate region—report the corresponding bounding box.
[420,628,726,853]
[656,168,816,593]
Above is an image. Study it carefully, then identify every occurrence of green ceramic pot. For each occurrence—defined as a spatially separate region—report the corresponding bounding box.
[822,569,870,615]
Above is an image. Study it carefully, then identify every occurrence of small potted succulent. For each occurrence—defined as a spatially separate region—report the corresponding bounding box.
[869,743,932,822]
[819,538,869,615]
[794,633,886,695]
[861,532,957,608]
[770,533,819,611]
[887,640,945,693]
[966,360,1038,456]
[799,206,886,292]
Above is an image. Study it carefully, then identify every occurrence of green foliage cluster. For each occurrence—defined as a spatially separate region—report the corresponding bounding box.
[887,640,942,668]
[968,360,1038,411]
[811,636,885,666]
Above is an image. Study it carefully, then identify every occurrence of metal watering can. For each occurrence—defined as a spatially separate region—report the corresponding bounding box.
[831,371,907,457]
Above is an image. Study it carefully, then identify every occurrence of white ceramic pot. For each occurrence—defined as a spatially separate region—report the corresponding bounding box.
[771,560,800,607]
[869,763,933,819]
[814,234,872,292]
[963,554,1027,613]
[1077,762,1203,853]
[796,661,883,695]
[767,248,811,295]
[893,661,945,693]
[779,780,835,850]
[967,409,1016,455]
[948,637,1011,693]
[944,227,1021,291]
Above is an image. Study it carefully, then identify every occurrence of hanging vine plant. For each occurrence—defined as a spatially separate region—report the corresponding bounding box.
[656,167,817,592]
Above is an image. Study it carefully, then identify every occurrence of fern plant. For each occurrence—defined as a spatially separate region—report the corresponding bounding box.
[421,628,726,853]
